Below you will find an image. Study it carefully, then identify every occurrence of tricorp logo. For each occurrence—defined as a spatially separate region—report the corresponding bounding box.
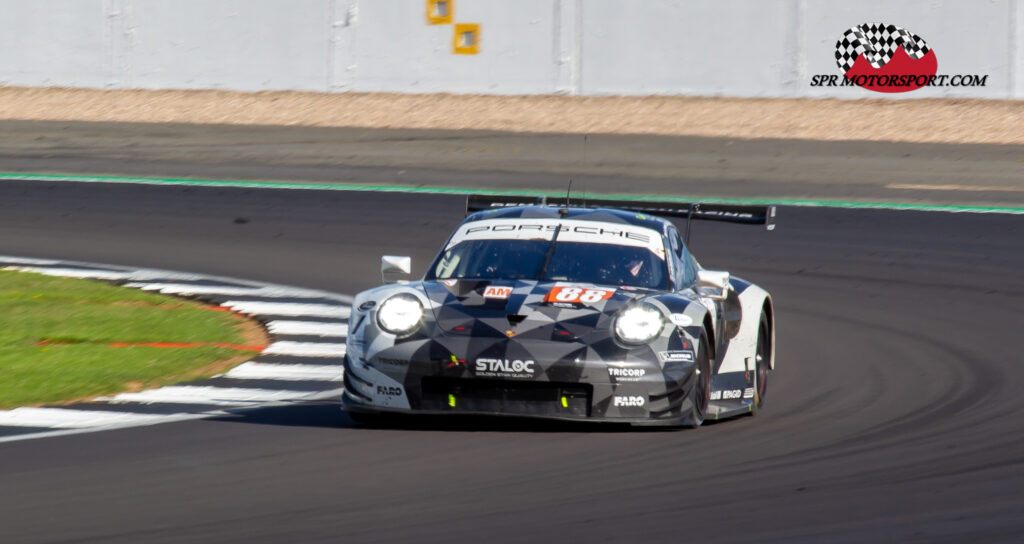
[835,23,937,93]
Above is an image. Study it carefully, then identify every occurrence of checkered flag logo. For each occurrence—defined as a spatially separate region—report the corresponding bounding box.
[835,23,931,73]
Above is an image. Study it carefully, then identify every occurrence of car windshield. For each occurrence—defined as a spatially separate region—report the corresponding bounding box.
[428,239,669,290]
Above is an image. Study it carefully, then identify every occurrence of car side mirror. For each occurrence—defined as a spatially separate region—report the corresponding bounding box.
[696,269,730,300]
[381,255,412,284]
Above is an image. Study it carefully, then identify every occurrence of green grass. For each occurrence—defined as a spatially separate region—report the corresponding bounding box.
[0,270,257,409]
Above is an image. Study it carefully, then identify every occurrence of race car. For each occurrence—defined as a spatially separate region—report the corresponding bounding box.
[342,195,776,427]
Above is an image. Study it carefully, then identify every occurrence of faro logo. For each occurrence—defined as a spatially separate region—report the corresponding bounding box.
[835,23,936,93]
[376,385,402,397]
[613,396,645,408]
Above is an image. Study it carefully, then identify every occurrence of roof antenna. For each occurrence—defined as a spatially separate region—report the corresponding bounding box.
[683,203,700,246]
[581,135,588,208]
[560,178,572,217]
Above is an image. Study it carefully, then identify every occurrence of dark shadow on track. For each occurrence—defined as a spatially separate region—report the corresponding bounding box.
[207,401,697,433]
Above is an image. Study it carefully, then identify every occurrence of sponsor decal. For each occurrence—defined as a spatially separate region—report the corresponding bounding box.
[447,218,665,257]
[464,223,650,243]
[483,286,512,299]
[544,286,615,305]
[474,358,536,379]
[743,387,755,399]
[669,313,692,327]
[607,366,646,381]
[722,389,742,400]
[613,395,645,407]
[710,391,721,401]
[810,23,988,93]
[659,350,694,363]
[441,279,458,287]
[358,301,376,311]
[376,385,403,396]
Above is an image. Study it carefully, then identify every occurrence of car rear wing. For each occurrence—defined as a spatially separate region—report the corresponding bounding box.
[465,194,777,233]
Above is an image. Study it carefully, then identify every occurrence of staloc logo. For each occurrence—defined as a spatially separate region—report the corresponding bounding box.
[810,23,987,93]
[475,358,535,378]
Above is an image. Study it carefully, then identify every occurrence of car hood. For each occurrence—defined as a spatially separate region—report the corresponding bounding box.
[420,279,657,341]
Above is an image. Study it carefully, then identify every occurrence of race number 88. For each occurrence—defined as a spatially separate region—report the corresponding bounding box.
[546,286,614,304]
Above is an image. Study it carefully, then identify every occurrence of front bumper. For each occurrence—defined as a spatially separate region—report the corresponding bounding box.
[341,339,702,426]
[340,391,698,427]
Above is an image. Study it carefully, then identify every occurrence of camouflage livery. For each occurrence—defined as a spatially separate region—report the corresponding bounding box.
[343,203,775,427]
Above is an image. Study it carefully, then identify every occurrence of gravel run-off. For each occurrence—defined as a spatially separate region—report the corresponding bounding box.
[2,87,1022,145]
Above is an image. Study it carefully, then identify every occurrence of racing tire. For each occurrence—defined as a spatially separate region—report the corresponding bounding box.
[754,310,771,410]
[688,330,712,427]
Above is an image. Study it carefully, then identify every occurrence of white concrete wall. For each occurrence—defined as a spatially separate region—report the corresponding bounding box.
[124,0,332,91]
[0,0,1019,98]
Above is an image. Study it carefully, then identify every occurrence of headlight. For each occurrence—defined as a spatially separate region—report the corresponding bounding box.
[613,303,665,345]
[376,294,424,335]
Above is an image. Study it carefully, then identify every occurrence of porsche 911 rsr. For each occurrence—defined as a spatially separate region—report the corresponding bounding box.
[342,196,776,427]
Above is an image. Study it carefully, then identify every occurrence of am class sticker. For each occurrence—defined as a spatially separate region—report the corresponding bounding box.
[483,286,512,299]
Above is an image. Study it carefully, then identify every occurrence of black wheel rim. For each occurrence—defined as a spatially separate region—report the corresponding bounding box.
[695,335,710,420]
[756,322,769,404]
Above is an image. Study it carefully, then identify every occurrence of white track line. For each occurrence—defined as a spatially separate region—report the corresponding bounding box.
[6,266,130,280]
[224,362,343,382]
[127,283,270,296]
[125,282,329,299]
[222,301,351,319]
[262,341,347,358]
[266,320,349,337]
[101,386,325,406]
[0,407,174,429]
[0,257,62,266]
[0,257,354,303]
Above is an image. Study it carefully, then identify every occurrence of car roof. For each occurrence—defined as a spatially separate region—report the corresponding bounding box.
[463,205,673,233]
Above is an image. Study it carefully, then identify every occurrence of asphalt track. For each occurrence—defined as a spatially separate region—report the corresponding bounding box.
[0,179,1022,543]
[2,120,1024,208]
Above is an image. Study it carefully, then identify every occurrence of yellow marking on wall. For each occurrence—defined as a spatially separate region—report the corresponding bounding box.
[453,23,480,55]
[426,0,453,25]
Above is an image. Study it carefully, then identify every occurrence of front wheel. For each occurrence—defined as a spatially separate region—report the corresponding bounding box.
[688,330,712,427]
[754,311,771,410]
